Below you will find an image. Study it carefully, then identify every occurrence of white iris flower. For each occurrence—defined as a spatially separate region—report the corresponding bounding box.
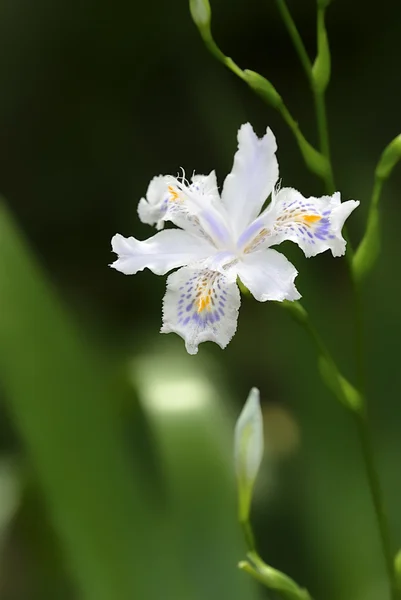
[111,123,359,354]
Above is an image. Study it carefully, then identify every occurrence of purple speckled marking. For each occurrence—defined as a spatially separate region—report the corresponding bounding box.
[174,269,232,337]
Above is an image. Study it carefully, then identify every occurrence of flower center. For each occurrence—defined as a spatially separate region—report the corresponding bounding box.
[168,185,180,201]
[302,214,321,224]
[197,294,212,312]
[195,272,220,313]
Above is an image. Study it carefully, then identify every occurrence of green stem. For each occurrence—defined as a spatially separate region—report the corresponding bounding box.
[201,32,246,80]
[240,519,257,553]
[354,410,399,600]
[275,3,396,588]
[313,91,335,194]
[371,176,384,212]
[352,259,399,600]
[266,0,396,593]
[275,0,313,82]
[282,296,398,599]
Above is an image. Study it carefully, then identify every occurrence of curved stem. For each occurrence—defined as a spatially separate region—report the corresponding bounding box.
[275,0,313,83]
[313,91,335,195]
[282,297,399,599]
[274,1,397,589]
[240,518,257,553]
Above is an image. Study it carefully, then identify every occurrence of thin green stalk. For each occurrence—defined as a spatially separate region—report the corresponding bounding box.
[354,409,399,600]
[313,91,335,194]
[274,3,396,589]
[240,519,257,553]
[275,0,313,83]
[238,521,312,600]
[370,176,384,213]
[281,296,399,600]
[353,176,383,282]
[273,0,335,194]
[352,255,399,600]
[311,26,399,593]
[196,23,330,181]
[200,32,246,81]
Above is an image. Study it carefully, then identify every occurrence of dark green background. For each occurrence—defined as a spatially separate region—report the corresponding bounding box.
[0,0,400,598]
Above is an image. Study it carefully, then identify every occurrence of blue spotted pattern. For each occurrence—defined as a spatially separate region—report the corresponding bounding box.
[177,271,228,331]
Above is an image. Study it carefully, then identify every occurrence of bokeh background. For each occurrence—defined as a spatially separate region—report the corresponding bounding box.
[0,0,400,598]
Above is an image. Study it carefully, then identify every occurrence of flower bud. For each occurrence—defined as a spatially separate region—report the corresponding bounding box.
[312,10,331,93]
[375,134,401,181]
[239,553,311,600]
[295,133,330,180]
[318,356,362,413]
[189,0,211,34]
[353,207,380,284]
[354,133,401,283]
[234,388,264,522]
[244,70,282,109]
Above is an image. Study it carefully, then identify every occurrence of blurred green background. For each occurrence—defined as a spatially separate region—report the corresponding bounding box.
[0,0,400,598]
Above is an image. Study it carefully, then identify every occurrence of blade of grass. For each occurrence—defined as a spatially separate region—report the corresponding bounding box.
[0,201,187,600]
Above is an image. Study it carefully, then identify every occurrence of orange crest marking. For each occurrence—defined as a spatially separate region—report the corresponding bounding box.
[303,214,321,224]
[197,294,212,313]
[168,185,179,201]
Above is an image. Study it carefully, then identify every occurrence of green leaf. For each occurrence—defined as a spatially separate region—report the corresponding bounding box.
[318,356,362,413]
[0,201,187,600]
[312,8,331,93]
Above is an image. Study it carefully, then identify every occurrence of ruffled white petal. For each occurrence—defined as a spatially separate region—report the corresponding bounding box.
[237,248,301,302]
[110,230,215,275]
[221,123,279,236]
[136,171,230,248]
[190,171,219,198]
[161,266,241,354]
[329,199,361,257]
[255,188,359,257]
[164,173,232,248]
[137,175,170,229]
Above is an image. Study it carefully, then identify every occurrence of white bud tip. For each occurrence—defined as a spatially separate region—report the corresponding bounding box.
[234,387,264,484]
